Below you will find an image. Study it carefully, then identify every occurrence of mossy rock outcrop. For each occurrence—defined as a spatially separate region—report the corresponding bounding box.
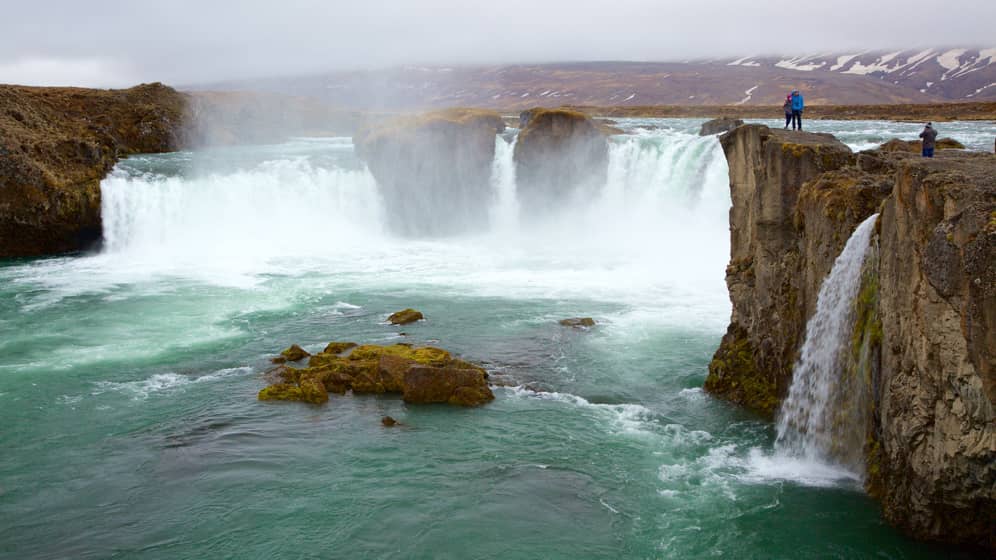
[513,108,609,215]
[559,317,595,328]
[387,308,424,325]
[353,108,505,236]
[279,344,311,362]
[258,341,493,407]
[704,325,778,415]
[0,83,187,258]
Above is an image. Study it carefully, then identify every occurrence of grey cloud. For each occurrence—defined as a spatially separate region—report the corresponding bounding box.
[1,0,994,86]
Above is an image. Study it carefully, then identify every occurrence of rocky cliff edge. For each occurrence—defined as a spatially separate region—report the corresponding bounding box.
[705,124,995,550]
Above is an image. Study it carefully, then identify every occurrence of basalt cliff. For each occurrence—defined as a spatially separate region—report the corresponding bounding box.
[705,124,995,550]
[0,83,185,257]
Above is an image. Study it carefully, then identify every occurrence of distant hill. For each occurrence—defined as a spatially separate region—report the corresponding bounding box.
[189,47,996,111]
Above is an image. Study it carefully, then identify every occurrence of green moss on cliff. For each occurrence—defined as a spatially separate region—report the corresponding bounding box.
[850,253,885,497]
[704,326,779,416]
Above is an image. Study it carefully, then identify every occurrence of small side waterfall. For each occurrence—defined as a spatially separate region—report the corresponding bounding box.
[774,213,880,475]
[489,135,519,232]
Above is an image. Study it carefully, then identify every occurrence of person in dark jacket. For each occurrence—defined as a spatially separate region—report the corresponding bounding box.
[790,90,804,130]
[919,123,938,157]
[783,94,793,129]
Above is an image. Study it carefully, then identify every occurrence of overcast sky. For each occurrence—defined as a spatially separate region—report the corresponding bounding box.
[2,0,994,87]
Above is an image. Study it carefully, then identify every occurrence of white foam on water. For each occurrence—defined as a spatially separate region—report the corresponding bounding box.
[91,366,251,400]
[505,386,656,436]
[741,448,862,488]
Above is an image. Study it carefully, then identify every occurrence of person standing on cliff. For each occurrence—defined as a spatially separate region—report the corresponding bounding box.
[790,90,804,131]
[783,94,793,129]
[919,122,938,157]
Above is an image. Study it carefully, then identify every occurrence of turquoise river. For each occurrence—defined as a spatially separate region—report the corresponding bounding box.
[2,118,993,559]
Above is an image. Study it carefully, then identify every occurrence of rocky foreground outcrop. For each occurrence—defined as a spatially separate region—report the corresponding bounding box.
[705,124,995,550]
[0,83,185,257]
[260,342,494,406]
[513,108,609,214]
[353,108,505,236]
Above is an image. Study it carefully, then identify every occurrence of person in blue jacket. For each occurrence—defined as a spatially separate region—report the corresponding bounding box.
[790,90,804,130]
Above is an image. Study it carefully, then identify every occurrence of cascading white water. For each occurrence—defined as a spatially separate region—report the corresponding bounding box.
[774,213,880,474]
[488,135,519,232]
[95,130,732,310]
[102,157,383,258]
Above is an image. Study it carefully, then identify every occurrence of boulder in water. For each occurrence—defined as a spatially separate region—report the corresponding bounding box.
[699,118,744,136]
[513,108,609,214]
[258,383,304,402]
[279,344,310,362]
[258,342,492,407]
[403,365,494,406]
[387,308,424,325]
[353,109,505,236]
[381,415,400,427]
[559,317,596,328]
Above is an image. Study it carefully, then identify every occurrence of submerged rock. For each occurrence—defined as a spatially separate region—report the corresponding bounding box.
[353,108,505,236]
[699,117,744,136]
[387,308,424,325]
[513,108,609,214]
[258,342,493,408]
[559,317,596,328]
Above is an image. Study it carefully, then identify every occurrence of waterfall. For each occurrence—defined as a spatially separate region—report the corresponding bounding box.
[774,213,880,475]
[489,135,519,232]
[96,131,731,297]
[101,156,384,258]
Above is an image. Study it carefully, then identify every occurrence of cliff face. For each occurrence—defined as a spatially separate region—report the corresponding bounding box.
[707,124,995,550]
[0,83,186,257]
[704,125,860,414]
[353,108,505,236]
[513,108,608,214]
[876,157,995,546]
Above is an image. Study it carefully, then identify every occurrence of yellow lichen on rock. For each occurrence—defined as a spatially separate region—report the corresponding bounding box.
[258,341,492,407]
[386,309,424,325]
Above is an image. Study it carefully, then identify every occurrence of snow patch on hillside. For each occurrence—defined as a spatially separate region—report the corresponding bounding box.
[736,85,759,105]
[842,51,903,75]
[776,56,826,71]
[938,49,967,71]
[830,54,859,71]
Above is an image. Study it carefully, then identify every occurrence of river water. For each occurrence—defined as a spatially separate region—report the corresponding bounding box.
[1,118,989,559]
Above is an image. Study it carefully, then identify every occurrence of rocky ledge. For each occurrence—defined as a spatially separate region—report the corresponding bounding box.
[260,342,494,407]
[353,108,505,236]
[705,124,994,550]
[513,108,610,214]
[0,83,186,257]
